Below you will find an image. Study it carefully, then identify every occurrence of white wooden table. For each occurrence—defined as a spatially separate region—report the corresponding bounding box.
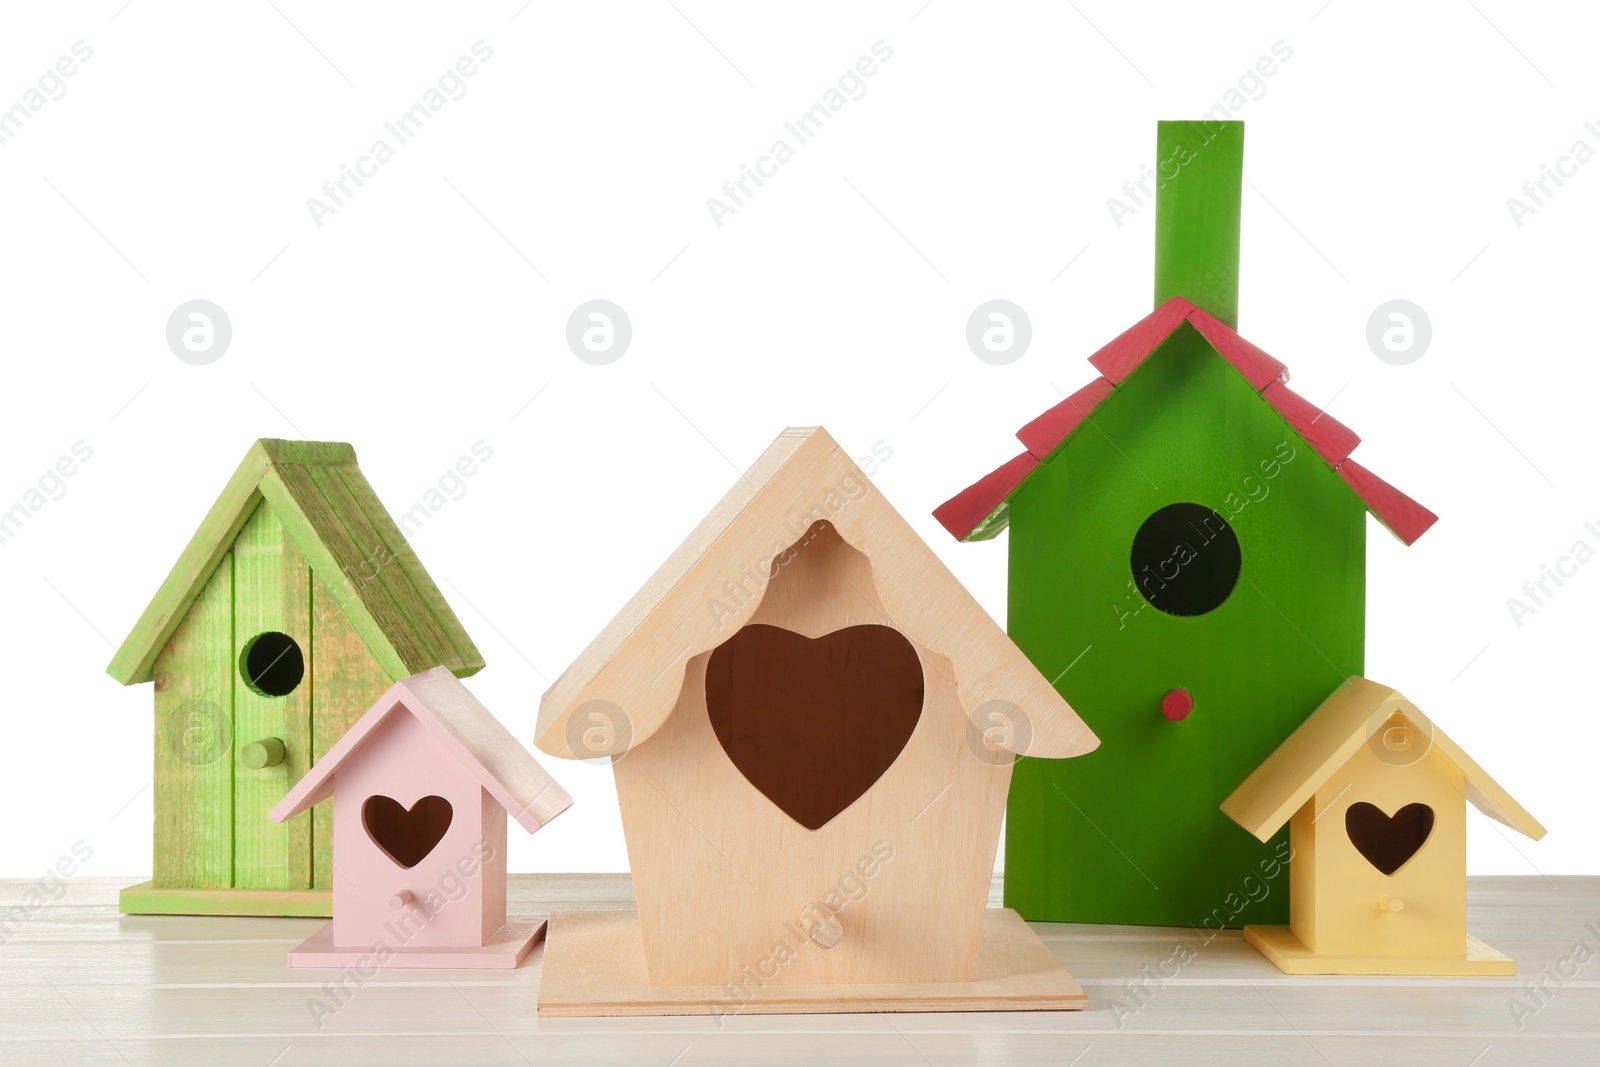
[2,875,1595,1065]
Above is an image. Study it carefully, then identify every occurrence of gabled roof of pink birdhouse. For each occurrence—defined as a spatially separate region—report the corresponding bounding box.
[934,297,1438,546]
[272,666,572,833]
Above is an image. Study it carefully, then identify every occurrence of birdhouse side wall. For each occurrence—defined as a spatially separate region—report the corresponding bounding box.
[1295,744,1467,958]
[1003,324,1368,926]
[329,709,498,951]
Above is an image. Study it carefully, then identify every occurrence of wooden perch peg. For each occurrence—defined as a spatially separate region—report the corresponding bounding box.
[241,737,286,770]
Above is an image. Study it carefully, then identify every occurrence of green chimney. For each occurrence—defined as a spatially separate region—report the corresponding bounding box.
[1154,120,1244,328]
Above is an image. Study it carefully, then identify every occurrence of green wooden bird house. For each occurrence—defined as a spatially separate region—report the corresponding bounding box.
[935,121,1438,927]
[108,440,484,916]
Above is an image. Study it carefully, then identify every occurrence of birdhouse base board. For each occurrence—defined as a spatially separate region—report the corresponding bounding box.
[536,907,1085,1016]
[1243,925,1515,975]
[119,881,332,918]
[286,919,546,969]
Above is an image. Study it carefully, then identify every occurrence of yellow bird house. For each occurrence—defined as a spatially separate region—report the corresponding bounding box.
[1221,676,1545,975]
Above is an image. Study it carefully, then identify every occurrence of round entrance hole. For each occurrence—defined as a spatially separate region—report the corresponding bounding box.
[239,631,305,697]
[1129,503,1241,617]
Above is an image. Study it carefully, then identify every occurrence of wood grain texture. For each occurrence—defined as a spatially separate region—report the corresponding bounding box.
[303,463,461,674]
[1244,927,1515,976]
[110,439,482,688]
[537,426,1096,762]
[329,463,484,675]
[1223,677,1546,842]
[1336,459,1441,546]
[260,462,426,681]
[930,450,1037,542]
[1153,119,1243,328]
[537,908,1085,1016]
[231,503,314,893]
[10,875,1598,1067]
[311,577,394,890]
[106,446,270,685]
[115,881,330,917]
[615,642,1008,985]
[537,429,1093,990]
[287,919,544,969]
[147,559,233,892]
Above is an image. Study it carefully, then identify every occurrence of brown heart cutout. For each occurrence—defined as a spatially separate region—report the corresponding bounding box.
[362,795,453,869]
[705,624,924,831]
[1345,801,1434,876]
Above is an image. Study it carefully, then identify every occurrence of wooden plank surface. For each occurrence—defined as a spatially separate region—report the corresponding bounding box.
[148,556,233,890]
[231,503,313,892]
[537,908,1085,1015]
[1,876,1596,1065]
[309,576,394,890]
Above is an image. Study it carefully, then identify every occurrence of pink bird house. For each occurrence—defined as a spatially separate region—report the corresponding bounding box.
[271,666,573,968]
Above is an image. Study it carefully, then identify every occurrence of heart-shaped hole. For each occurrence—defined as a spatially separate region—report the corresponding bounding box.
[1345,801,1434,876]
[362,794,453,869]
[705,623,924,831]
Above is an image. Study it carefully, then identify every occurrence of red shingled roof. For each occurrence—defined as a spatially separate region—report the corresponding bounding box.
[934,297,1437,546]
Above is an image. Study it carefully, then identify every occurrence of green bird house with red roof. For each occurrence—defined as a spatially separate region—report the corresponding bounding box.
[936,121,1437,927]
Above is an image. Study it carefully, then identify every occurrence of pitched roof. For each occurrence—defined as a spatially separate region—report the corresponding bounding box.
[535,426,1099,761]
[272,666,572,833]
[107,439,483,685]
[934,297,1438,546]
[1221,676,1545,843]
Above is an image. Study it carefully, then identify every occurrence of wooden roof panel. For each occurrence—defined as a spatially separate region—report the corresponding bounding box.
[108,440,482,686]
[936,302,1436,544]
[1221,676,1545,842]
[538,427,1098,762]
[274,666,570,833]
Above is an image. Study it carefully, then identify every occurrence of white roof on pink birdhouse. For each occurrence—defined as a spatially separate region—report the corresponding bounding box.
[273,666,572,833]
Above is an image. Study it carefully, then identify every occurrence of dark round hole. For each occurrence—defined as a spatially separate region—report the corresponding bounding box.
[240,631,305,697]
[1130,503,1241,617]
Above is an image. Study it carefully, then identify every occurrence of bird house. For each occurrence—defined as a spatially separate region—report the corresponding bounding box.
[533,426,1099,1015]
[1222,676,1545,974]
[934,120,1437,928]
[107,440,484,917]
[271,666,572,967]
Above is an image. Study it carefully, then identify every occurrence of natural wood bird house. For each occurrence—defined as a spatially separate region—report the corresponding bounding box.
[533,426,1100,1015]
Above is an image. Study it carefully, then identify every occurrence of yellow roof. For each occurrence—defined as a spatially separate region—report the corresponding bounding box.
[1222,676,1546,843]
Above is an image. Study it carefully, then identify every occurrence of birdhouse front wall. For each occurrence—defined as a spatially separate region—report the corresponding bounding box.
[149,499,399,895]
[609,522,1011,987]
[232,501,315,891]
[1002,324,1369,926]
[151,501,315,891]
[615,643,1006,987]
[1290,740,1467,959]
[328,707,507,951]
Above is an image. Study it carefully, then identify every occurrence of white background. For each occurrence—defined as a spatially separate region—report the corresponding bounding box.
[0,1,1593,883]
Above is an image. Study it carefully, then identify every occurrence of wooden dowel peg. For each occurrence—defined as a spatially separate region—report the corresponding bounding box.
[240,737,286,770]
[798,902,843,949]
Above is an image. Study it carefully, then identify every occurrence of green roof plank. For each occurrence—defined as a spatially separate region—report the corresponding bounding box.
[109,440,480,687]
